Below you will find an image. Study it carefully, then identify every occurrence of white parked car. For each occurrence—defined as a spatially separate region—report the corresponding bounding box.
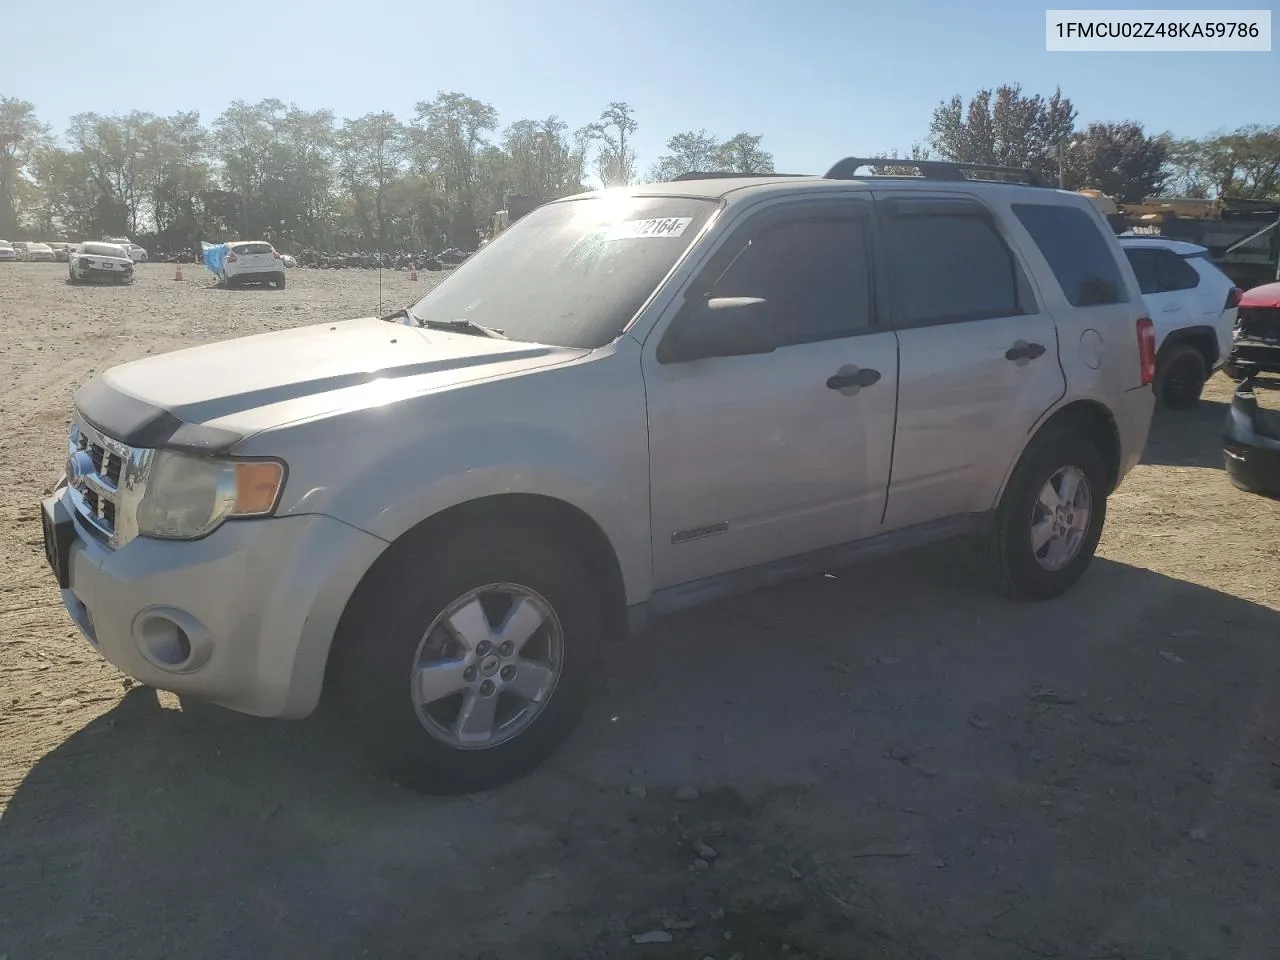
[103,236,149,263]
[42,163,1155,794]
[0,240,16,262]
[68,242,135,284]
[24,242,57,262]
[1119,236,1241,408]
[280,253,298,269]
[220,240,286,289]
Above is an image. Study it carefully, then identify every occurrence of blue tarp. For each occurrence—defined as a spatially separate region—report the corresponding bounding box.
[201,241,230,275]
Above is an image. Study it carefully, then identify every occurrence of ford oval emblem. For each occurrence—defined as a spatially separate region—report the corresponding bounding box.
[66,450,94,487]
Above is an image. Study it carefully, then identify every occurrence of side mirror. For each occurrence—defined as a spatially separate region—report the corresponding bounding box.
[658,296,776,364]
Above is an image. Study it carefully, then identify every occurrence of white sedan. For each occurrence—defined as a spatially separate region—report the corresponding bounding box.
[69,243,136,284]
[24,242,58,262]
[103,236,149,263]
[0,240,16,262]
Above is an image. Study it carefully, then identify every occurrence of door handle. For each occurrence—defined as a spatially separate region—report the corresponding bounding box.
[1005,340,1046,365]
[826,366,881,395]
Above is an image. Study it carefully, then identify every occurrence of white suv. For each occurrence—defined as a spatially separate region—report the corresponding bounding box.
[41,161,1155,793]
[1119,235,1240,408]
[219,240,286,289]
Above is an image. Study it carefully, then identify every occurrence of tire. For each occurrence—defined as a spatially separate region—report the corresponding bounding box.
[333,522,601,794]
[977,430,1108,601]
[1155,343,1207,410]
[274,273,286,289]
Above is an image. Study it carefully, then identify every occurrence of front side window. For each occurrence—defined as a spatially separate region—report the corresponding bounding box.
[884,213,1026,325]
[700,217,874,345]
[406,195,716,349]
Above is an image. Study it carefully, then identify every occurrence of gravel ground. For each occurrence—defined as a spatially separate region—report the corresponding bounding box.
[2,261,1280,960]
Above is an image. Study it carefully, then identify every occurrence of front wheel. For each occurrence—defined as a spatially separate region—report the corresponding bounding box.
[333,523,601,794]
[977,431,1108,600]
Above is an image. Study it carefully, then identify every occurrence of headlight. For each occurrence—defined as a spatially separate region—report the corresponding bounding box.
[136,451,285,539]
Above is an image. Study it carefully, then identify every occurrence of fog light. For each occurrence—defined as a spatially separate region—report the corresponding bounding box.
[132,608,210,672]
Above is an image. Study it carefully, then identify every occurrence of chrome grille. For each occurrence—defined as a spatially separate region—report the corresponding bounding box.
[67,416,149,548]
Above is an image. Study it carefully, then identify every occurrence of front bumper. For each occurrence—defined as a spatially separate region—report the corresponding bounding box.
[1224,382,1280,497]
[44,490,387,718]
[1228,339,1280,376]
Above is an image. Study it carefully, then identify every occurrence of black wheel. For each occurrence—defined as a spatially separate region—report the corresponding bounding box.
[332,522,601,794]
[274,273,286,289]
[1155,343,1207,410]
[977,430,1108,600]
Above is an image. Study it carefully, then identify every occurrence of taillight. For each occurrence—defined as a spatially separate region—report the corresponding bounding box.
[225,253,237,263]
[1227,287,1242,309]
[1137,317,1156,386]
[272,251,281,259]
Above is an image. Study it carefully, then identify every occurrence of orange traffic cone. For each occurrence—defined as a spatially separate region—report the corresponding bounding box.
[409,268,418,281]
[173,264,184,281]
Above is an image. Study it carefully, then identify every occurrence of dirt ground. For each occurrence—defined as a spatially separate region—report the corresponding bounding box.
[2,261,1279,960]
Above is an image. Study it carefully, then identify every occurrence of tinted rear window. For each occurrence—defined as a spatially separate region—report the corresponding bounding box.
[81,243,126,257]
[232,242,274,255]
[1013,203,1128,307]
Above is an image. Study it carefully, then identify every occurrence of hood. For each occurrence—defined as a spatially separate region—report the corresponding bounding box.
[76,316,587,452]
[1241,282,1280,309]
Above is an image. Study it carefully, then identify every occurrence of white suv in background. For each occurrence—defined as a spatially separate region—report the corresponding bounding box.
[219,240,286,289]
[42,161,1155,794]
[1119,235,1240,409]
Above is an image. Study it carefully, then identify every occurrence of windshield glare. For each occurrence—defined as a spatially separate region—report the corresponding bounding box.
[408,194,716,349]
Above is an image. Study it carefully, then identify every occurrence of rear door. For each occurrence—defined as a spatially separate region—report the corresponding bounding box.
[875,192,1066,529]
[1125,246,1188,348]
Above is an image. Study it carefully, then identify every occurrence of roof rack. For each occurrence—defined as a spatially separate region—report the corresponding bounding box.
[667,171,808,181]
[824,157,1047,187]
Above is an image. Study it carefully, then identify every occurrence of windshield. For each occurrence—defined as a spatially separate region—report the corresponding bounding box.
[406,194,716,349]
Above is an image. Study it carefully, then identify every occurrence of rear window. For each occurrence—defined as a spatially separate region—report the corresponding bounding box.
[231,242,274,255]
[1013,203,1128,307]
[81,243,126,257]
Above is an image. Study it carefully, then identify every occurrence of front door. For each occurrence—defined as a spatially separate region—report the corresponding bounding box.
[874,192,1067,529]
[642,197,899,591]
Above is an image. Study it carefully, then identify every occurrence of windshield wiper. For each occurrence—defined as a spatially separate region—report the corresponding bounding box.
[421,318,508,340]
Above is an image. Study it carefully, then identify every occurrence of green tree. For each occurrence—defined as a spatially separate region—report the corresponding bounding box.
[585,102,638,187]
[929,84,1076,182]
[337,112,406,251]
[651,129,721,181]
[1061,122,1169,202]
[413,92,499,246]
[716,132,774,174]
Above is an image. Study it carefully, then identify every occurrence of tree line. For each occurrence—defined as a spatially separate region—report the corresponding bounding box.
[0,94,774,253]
[1,85,1277,253]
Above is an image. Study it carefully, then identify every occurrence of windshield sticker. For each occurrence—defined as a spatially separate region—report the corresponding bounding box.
[604,217,693,241]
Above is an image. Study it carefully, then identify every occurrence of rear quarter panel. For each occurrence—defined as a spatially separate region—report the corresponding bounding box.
[994,190,1153,493]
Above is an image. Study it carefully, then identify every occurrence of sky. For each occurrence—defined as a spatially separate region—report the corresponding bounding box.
[2,0,1275,176]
